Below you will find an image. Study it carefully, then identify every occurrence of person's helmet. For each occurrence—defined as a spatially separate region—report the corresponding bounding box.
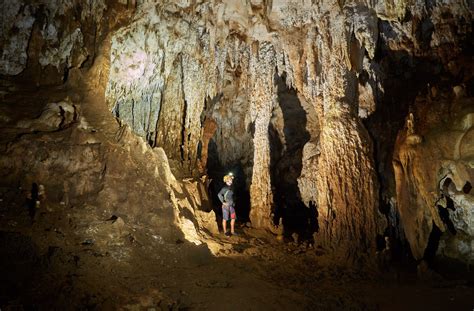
[223,173,234,183]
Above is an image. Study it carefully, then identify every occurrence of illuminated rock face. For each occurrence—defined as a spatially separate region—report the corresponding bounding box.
[103,0,472,260]
[373,1,473,264]
[2,0,471,263]
[104,0,386,256]
[393,91,474,262]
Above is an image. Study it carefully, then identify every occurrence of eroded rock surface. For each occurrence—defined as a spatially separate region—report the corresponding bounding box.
[393,87,474,262]
[0,0,132,84]
[1,0,473,288]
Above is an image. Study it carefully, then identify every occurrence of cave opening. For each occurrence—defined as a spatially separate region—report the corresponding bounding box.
[269,75,315,241]
[423,222,443,264]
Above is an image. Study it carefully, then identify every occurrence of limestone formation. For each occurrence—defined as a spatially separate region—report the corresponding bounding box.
[101,0,472,260]
[394,91,474,262]
[1,0,472,267]
[2,1,474,309]
[0,0,129,83]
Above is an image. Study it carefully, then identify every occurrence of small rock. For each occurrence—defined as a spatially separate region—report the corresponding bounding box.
[81,239,94,246]
[291,232,299,243]
[453,85,465,98]
[417,260,442,281]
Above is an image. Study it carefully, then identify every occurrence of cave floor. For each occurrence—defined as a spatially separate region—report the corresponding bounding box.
[1,206,473,310]
[0,83,473,310]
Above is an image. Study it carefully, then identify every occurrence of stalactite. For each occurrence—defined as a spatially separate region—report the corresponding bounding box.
[155,61,185,160]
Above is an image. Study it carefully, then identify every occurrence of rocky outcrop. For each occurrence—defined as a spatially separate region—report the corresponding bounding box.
[104,0,387,257]
[0,0,131,85]
[393,87,474,262]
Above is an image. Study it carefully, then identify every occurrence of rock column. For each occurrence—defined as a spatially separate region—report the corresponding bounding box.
[314,8,379,258]
[248,42,277,230]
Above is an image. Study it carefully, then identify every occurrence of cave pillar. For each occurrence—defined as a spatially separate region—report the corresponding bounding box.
[249,106,274,229]
[155,62,185,160]
[182,55,207,172]
[313,10,380,259]
[248,42,276,230]
[315,110,379,258]
[197,118,217,175]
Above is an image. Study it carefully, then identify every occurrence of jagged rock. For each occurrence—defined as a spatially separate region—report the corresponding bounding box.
[0,2,35,75]
[394,91,474,262]
[16,100,78,132]
[0,0,131,85]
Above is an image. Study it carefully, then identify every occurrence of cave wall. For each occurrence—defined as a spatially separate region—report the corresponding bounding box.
[393,87,474,262]
[0,0,131,86]
[367,1,473,262]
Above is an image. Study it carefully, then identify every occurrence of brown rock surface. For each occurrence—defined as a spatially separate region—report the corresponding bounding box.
[0,0,473,309]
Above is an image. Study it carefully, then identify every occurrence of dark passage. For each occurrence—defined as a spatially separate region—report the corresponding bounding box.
[270,75,314,241]
[206,141,251,231]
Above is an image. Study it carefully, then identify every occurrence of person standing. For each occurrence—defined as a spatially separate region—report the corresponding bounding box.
[218,173,236,236]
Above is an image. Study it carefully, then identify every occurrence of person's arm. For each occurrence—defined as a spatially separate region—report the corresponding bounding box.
[217,188,225,203]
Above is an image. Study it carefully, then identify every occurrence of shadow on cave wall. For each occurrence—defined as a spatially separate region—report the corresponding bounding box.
[270,74,316,241]
[364,49,441,262]
[364,19,473,265]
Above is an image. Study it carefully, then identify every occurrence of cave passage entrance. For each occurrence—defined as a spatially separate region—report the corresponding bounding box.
[206,140,251,232]
[270,75,315,240]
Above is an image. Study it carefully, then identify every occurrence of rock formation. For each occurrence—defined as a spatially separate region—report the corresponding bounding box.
[0,0,128,85]
[103,0,472,261]
[1,0,473,272]
[393,86,473,263]
[103,0,385,258]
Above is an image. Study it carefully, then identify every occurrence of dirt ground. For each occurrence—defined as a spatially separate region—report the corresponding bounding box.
[0,81,473,310]
[1,208,473,310]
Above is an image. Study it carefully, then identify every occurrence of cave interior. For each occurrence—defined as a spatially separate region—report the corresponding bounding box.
[0,0,473,309]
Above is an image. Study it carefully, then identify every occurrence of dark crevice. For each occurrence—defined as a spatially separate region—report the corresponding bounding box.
[180,100,187,162]
[462,181,472,194]
[437,201,457,235]
[270,74,314,241]
[423,222,442,264]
